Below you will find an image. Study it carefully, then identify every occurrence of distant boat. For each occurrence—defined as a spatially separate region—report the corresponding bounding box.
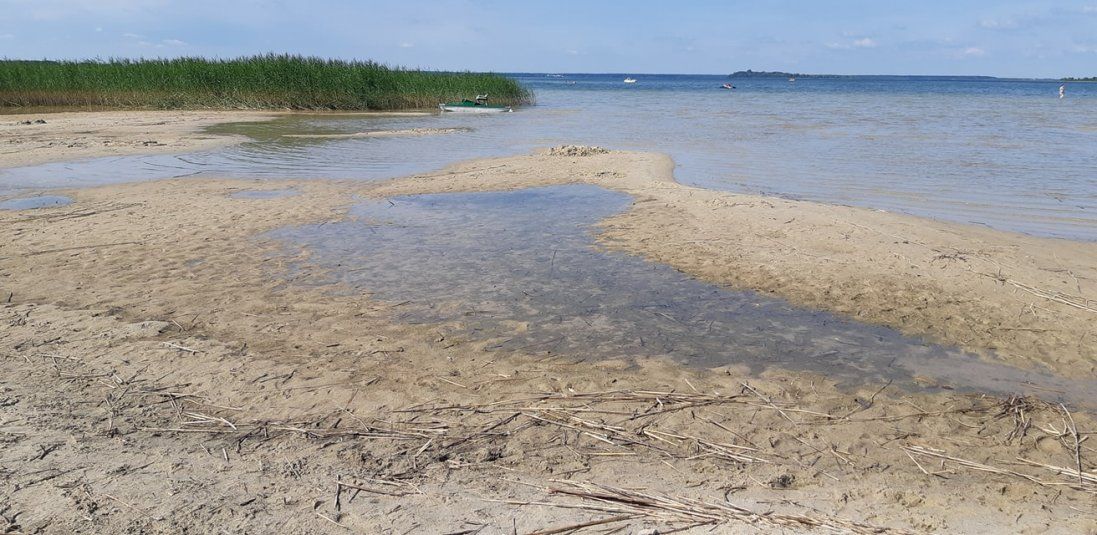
[788,77,796,82]
[546,74,564,78]
[721,83,735,90]
[623,77,637,84]
[439,94,512,113]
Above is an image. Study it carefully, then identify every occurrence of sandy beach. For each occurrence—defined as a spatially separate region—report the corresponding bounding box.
[0,110,282,169]
[2,112,1096,534]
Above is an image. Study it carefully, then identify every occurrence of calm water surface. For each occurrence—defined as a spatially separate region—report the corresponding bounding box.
[267,185,1097,406]
[0,194,72,210]
[2,74,1095,239]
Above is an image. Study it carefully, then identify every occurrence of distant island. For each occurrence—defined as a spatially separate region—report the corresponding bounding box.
[1062,77,1096,82]
[729,70,1005,81]
[728,70,802,78]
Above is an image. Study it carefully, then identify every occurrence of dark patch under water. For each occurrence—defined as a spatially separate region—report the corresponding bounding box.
[0,195,72,210]
[266,185,1097,406]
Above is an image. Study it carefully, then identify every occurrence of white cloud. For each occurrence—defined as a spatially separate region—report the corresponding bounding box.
[959,46,986,58]
[162,38,186,46]
[979,18,1019,30]
[398,42,413,48]
[826,37,877,50]
[122,32,143,39]
[0,33,13,39]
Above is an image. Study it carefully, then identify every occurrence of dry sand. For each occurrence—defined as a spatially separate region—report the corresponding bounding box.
[1,137,1096,533]
[0,110,279,168]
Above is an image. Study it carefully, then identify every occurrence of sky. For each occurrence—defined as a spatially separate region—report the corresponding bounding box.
[1,0,1096,78]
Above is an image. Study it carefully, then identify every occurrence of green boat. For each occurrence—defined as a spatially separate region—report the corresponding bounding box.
[439,94,512,113]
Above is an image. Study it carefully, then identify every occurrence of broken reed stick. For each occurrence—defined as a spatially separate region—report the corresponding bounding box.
[182,411,238,430]
[315,511,349,530]
[904,445,1097,494]
[739,382,796,424]
[507,480,919,535]
[336,478,421,497]
[970,267,1096,314]
[1060,403,1085,486]
[162,341,201,353]
[1015,458,1097,486]
[1003,278,1097,314]
[524,514,636,535]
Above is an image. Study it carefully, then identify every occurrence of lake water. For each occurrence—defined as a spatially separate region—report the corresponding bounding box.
[267,184,1097,406]
[0,194,72,210]
[2,74,1094,240]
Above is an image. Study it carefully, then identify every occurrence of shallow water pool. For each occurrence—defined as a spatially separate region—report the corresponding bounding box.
[267,184,1097,406]
[0,195,72,210]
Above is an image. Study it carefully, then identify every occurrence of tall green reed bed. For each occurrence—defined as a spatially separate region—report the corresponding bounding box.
[0,55,533,110]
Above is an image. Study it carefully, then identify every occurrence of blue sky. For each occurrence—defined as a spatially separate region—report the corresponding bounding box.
[2,0,1095,77]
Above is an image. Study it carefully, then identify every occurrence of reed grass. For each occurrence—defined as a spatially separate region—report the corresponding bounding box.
[0,54,532,110]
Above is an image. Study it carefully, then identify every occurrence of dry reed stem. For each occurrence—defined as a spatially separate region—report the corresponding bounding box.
[903,445,1096,494]
[497,480,918,534]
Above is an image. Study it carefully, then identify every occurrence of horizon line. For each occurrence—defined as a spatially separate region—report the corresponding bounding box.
[2,56,1087,80]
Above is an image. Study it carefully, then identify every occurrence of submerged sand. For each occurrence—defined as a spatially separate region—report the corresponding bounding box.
[283,127,469,139]
[1,122,1096,532]
[374,148,1097,378]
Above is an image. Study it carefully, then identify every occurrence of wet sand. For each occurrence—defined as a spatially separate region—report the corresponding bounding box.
[1,137,1095,532]
[0,110,457,171]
